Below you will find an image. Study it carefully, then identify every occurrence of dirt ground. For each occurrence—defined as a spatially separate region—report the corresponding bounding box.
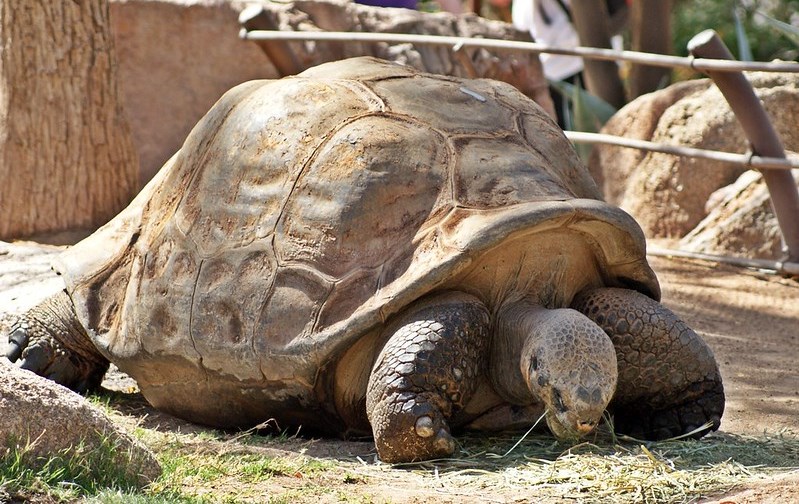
[1,239,798,502]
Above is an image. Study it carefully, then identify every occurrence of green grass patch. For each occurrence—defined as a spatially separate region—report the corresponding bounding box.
[142,439,336,503]
[0,433,147,502]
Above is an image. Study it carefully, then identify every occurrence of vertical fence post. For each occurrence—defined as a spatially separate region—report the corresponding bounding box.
[688,30,799,263]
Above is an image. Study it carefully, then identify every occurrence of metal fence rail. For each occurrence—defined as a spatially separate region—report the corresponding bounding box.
[241,29,799,74]
[565,131,799,171]
[243,30,799,171]
[647,246,799,277]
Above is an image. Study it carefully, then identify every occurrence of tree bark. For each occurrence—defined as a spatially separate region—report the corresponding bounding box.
[630,0,672,98]
[570,0,626,109]
[0,0,138,240]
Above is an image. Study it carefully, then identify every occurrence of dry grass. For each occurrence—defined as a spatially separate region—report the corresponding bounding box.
[344,426,799,503]
[129,411,799,503]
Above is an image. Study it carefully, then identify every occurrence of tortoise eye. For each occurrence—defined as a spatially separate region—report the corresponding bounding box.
[552,388,568,412]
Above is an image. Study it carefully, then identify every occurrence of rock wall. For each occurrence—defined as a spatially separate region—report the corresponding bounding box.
[110,0,277,185]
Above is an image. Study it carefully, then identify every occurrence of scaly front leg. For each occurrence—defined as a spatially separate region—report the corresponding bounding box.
[366,291,489,463]
[6,290,109,393]
[573,287,724,440]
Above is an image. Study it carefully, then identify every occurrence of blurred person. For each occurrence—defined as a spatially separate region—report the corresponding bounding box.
[355,0,419,9]
[355,0,463,13]
[512,0,627,126]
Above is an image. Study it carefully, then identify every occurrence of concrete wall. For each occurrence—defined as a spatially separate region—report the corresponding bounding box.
[110,0,278,185]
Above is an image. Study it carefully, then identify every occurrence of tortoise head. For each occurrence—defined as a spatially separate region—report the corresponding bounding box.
[520,307,618,440]
[494,302,618,441]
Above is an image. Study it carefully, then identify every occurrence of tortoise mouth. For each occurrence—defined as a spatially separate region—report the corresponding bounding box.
[546,410,599,441]
[546,412,581,441]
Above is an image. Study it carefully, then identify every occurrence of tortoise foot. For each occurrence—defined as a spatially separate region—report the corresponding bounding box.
[369,392,458,463]
[6,291,109,393]
[612,378,724,440]
[572,287,725,441]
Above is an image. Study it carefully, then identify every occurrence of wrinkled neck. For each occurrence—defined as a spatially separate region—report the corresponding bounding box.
[490,299,550,405]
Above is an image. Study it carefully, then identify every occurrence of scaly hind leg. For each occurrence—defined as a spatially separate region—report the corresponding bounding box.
[366,291,489,463]
[5,290,109,393]
[572,287,724,440]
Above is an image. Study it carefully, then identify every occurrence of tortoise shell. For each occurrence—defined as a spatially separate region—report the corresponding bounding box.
[55,57,659,430]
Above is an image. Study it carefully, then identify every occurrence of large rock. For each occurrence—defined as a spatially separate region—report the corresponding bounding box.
[0,241,158,486]
[587,80,708,205]
[0,359,160,487]
[680,170,799,261]
[590,72,799,240]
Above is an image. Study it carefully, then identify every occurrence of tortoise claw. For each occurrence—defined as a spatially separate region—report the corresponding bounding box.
[6,326,29,362]
[20,340,57,375]
[15,327,107,393]
[612,378,724,440]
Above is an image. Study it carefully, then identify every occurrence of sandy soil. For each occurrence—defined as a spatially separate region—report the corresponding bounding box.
[646,252,799,504]
[1,239,798,502]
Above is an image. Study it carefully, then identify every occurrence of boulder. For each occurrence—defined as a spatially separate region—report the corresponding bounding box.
[587,80,708,205]
[0,359,161,487]
[590,72,799,241]
[680,170,798,261]
[0,241,158,487]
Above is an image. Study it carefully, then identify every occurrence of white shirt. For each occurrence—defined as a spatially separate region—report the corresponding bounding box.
[512,0,583,81]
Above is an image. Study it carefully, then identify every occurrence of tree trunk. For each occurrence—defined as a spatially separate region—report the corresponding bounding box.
[0,0,138,240]
[629,0,672,99]
[570,0,626,109]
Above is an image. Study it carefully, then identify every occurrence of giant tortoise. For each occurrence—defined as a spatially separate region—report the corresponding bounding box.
[6,57,724,463]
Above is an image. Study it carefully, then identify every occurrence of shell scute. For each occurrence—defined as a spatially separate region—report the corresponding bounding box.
[317,268,382,331]
[276,114,450,279]
[132,225,200,363]
[518,111,602,201]
[452,136,575,208]
[370,76,519,135]
[174,79,383,257]
[254,266,333,357]
[189,246,278,381]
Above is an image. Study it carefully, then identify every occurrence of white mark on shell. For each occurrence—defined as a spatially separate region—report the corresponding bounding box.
[459,87,486,102]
